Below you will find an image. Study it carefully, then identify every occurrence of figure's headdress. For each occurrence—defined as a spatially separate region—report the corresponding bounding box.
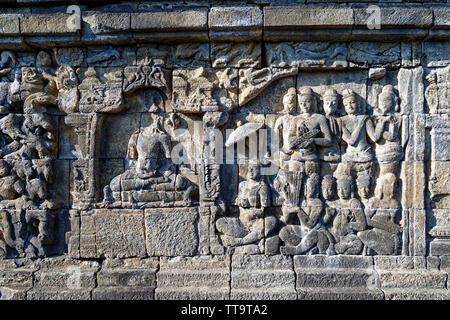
[298,87,315,98]
[323,88,339,99]
[342,89,356,100]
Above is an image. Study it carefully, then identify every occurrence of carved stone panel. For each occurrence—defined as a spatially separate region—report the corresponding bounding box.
[0,2,449,301]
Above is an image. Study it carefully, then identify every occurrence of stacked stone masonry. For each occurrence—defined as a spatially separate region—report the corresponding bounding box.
[0,0,449,300]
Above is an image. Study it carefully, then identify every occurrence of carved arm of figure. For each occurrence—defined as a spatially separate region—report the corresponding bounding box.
[126,129,140,159]
[331,117,342,144]
[380,116,399,141]
[342,116,366,146]
[323,207,337,225]
[297,206,321,229]
[260,184,271,208]
[313,116,333,147]
[366,209,402,234]
[349,206,367,232]
[0,210,15,249]
[274,117,284,133]
[236,182,250,208]
[366,116,387,143]
[237,197,250,208]
[367,217,402,234]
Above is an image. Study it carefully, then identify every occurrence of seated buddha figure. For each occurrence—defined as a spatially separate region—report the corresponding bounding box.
[102,117,195,208]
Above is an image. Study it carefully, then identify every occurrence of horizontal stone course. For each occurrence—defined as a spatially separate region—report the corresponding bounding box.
[231,255,296,300]
[0,4,446,44]
[155,256,230,300]
[131,9,208,31]
[264,6,354,29]
[353,6,433,28]
[21,13,78,35]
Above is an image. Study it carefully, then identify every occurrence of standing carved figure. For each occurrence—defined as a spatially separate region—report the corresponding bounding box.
[274,87,299,167]
[274,88,304,213]
[289,87,332,164]
[24,210,55,258]
[340,89,385,181]
[0,210,16,258]
[320,88,342,163]
[373,85,407,175]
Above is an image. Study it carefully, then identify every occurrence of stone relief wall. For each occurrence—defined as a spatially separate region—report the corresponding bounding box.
[0,1,449,300]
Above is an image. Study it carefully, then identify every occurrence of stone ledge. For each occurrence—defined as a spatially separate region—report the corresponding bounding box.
[0,5,446,46]
[0,255,449,300]
[264,6,354,29]
[209,6,262,42]
[20,13,78,36]
[353,6,433,29]
[131,9,208,42]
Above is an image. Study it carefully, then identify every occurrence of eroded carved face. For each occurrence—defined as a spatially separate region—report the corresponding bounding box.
[358,185,370,199]
[437,71,446,84]
[247,164,261,181]
[305,180,319,199]
[379,95,394,114]
[322,182,335,201]
[337,178,352,200]
[283,93,297,114]
[323,95,339,116]
[36,51,52,67]
[343,96,358,115]
[23,67,43,85]
[298,95,316,114]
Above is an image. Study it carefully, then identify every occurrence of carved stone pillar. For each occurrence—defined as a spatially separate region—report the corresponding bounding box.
[65,113,104,210]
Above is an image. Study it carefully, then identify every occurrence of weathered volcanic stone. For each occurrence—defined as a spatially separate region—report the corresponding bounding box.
[156,255,230,300]
[94,210,147,259]
[145,208,199,256]
[231,254,296,300]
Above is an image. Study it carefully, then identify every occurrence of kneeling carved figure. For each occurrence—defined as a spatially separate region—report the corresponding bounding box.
[216,161,278,255]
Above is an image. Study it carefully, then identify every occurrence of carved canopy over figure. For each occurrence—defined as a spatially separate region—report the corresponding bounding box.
[102,116,196,208]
